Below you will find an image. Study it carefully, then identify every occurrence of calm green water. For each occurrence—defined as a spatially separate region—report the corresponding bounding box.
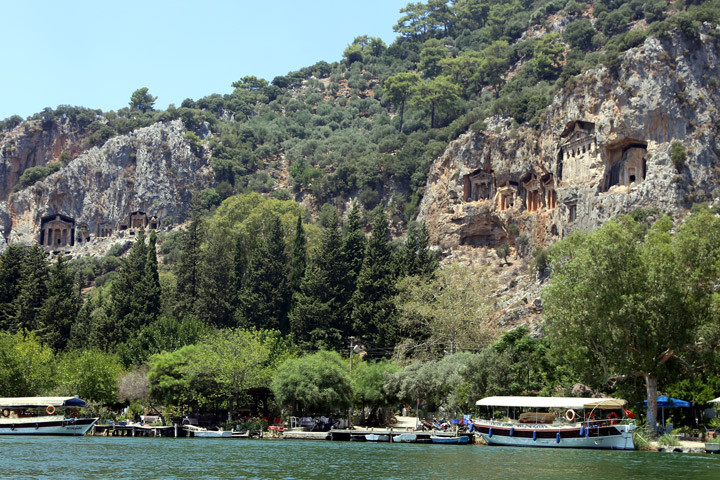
[1,436,719,480]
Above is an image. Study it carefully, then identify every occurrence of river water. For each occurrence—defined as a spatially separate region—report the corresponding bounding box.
[1,436,719,479]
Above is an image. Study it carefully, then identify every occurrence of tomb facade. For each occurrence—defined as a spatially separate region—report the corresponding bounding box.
[558,121,597,184]
[602,139,648,191]
[39,214,75,248]
[463,170,495,202]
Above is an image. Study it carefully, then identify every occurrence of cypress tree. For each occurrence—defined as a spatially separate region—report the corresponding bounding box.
[342,204,366,299]
[395,221,438,278]
[137,230,161,326]
[175,202,204,317]
[350,207,398,352]
[239,215,290,333]
[110,228,147,337]
[0,245,26,330]
[37,253,81,351]
[196,231,234,328]
[289,213,307,297]
[290,210,346,350]
[13,245,50,332]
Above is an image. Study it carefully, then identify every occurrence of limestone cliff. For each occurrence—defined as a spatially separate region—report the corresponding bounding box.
[1,120,213,250]
[419,27,720,253]
[0,118,90,200]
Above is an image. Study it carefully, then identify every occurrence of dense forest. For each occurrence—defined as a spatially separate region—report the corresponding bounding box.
[2,1,720,434]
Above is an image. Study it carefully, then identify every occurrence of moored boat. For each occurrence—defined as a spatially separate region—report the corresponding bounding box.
[0,396,98,436]
[430,435,470,444]
[392,433,417,443]
[473,396,635,450]
[365,434,390,442]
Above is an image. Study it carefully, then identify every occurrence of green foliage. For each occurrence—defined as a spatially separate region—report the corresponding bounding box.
[544,211,720,430]
[352,359,401,425]
[12,162,62,192]
[658,433,681,446]
[0,331,54,396]
[54,349,123,404]
[495,243,511,264]
[670,141,687,171]
[129,87,157,113]
[271,350,353,413]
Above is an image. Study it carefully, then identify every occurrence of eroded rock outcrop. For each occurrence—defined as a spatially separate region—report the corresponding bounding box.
[419,27,720,252]
[2,120,213,248]
[0,118,90,200]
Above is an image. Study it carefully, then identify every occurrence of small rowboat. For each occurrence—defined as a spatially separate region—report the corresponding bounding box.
[430,435,470,444]
[392,433,417,443]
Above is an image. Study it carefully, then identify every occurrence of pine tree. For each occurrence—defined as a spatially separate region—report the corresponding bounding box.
[350,207,398,352]
[290,210,347,350]
[175,202,204,317]
[37,253,81,351]
[239,215,290,333]
[13,245,50,332]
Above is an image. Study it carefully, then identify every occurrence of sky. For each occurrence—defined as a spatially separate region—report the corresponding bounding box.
[1,0,410,120]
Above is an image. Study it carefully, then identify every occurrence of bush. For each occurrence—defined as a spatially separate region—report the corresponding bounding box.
[658,433,681,446]
[670,141,686,172]
[12,162,62,192]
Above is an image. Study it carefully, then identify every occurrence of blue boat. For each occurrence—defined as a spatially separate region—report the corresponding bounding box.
[430,435,470,444]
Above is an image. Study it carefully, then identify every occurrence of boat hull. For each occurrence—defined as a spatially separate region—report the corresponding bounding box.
[193,431,233,438]
[431,435,470,444]
[365,434,390,442]
[474,421,635,450]
[0,416,97,436]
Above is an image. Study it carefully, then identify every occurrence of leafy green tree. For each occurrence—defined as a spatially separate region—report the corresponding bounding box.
[342,205,366,296]
[55,349,123,404]
[129,87,157,113]
[271,350,353,414]
[0,331,55,396]
[495,243,510,264]
[384,72,421,132]
[545,213,720,434]
[397,263,497,355]
[351,207,398,352]
[352,359,400,426]
[410,76,460,128]
[148,344,208,407]
[196,229,234,328]
[192,328,294,420]
[420,38,450,78]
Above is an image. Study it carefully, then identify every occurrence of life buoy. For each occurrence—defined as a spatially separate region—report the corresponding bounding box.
[71,409,79,418]
[1,408,10,417]
[585,412,596,421]
[607,412,618,425]
[565,409,576,422]
[46,405,55,415]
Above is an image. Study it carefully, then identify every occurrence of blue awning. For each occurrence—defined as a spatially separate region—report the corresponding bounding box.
[642,395,691,408]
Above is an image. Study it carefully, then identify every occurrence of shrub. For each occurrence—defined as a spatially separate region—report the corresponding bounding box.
[658,433,681,446]
[670,141,686,172]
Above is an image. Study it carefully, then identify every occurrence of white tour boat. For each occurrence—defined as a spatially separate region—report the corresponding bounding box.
[0,396,98,436]
[473,396,635,450]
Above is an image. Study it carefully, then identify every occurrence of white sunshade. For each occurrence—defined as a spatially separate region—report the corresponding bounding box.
[475,396,627,410]
[709,397,720,403]
[0,396,86,408]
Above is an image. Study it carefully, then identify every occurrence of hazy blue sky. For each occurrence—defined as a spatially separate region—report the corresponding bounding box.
[1,0,410,119]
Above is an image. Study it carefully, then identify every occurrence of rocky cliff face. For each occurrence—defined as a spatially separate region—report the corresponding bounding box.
[419,27,720,253]
[0,118,90,200]
[1,120,213,249]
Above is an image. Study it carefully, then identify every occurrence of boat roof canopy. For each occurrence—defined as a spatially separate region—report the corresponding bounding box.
[475,396,627,410]
[0,396,87,408]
